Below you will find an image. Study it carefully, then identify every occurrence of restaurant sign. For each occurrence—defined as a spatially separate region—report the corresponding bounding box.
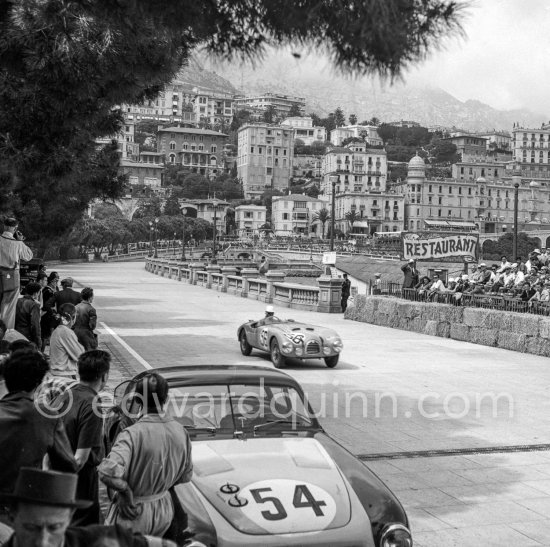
[402,232,478,262]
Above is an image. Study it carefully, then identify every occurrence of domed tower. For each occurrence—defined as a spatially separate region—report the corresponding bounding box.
[407,153,426,185]
[405,154,426,232]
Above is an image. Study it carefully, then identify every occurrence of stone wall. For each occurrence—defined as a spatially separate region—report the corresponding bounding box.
[345,295,550,356]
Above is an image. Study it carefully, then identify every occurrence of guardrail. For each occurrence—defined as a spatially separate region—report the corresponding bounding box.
[145,258,343,313]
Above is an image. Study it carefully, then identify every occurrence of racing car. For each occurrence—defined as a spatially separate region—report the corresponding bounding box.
[105,366,412,547]
[237,313,343,368]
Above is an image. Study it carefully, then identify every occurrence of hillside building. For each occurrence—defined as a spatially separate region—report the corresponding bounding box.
[237,123,294,199]
[157,126,228,178]
[235,205,267,237]
[234,93,305,118]
[330,125,383,147]
[280,117,326,145]
[293,155,323,179]
[321,143,405,235]
[271,195,328,237]
[477,130,511,151]
[442,134,488,161]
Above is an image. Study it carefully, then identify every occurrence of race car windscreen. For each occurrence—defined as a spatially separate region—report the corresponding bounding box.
[166,383,315,433]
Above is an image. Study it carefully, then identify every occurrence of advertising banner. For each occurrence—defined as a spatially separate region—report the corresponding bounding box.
[402,232,478,262]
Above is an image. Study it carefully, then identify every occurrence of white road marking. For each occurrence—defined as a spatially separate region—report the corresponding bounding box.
[100,321,152,370]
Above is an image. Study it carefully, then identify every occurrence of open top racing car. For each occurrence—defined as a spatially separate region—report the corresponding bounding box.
[237,310,343,368]
[105,365,412,547]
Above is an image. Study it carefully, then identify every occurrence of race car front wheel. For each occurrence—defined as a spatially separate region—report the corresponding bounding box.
[270,339,286,369]
[240,331,252,356]
[325,355,339,368]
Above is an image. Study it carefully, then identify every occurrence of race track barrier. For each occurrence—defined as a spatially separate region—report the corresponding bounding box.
[146,258,342,313]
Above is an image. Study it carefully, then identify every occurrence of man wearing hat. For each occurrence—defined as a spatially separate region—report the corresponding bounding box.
[1,468,178,547]
[0,217,33,330]
[45,278,82,318]
[401,259,419,290]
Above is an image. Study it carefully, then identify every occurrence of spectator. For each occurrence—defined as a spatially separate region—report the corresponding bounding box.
[489,264,499,284]
[41,271,60,350]
[36,271,48,310]
[14,282,42,349]
[511,263,525,289]
[50,304,85,379]
[0,217,33,329]
[373,273,382,295]
[258,256,268,276]
[415,276,432,299]
[341,273,351,312]
[99,373,193,537]
[520,281,536,302]
[0,350,76,500]
[526,250,542,273]
[74,288,98,351]
[516,256,527,274]
[56,350,111,526]
[497,255,511,273]
[0,467,178,547]
[428,273,445,297]
[401,259,419,289]
[539,248,549,266]
[46,277,82,317]
[541,281,550,302]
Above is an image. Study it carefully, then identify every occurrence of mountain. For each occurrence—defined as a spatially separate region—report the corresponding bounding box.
[170,57,237,95]
[200,53,548,132]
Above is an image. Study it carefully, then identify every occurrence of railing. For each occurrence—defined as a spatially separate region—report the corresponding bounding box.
[226,275,244,294]
[211,273,224,290]
[195,271,208,286]
[395,287,550,316]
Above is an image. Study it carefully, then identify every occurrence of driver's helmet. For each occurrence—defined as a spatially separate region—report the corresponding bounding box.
[265,305,274,317]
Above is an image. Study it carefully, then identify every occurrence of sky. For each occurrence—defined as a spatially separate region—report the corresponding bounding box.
[405,0,550,113]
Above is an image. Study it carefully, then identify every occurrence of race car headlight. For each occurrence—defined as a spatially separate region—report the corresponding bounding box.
[380,523,413,547]
[295,347,303,356]
[332,339,343,353]
[282,341,293,353]
[323,346,331,355]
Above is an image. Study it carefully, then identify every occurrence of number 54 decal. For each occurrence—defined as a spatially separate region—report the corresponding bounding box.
[238,479,337,534]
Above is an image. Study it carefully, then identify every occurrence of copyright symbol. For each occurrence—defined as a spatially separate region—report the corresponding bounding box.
[34,385,74,419]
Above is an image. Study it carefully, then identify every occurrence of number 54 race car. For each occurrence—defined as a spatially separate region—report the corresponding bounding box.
[238,311,343,368]
[104,366,412,547]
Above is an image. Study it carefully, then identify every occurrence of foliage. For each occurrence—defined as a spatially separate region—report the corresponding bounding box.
[134,196,163,219]
[333,107,346,128]
[92,202,124,220]
[306,185,321,198]
[482,233,541,262]
[263,105,278,124]
[385,145,419,162]
[341,137,363,147]
[313,208,331,238]
[1,0,463,252]
[348,114,358,125]
[163,195,183,216]
[344,210,361,233]
[388,163,409,182]
[288,104,302,117]
[429,139,460,164]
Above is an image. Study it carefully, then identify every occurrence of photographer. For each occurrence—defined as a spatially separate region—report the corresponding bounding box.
[0,218,33,329]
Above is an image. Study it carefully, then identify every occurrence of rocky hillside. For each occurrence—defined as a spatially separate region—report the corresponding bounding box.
[200,53,548,132]
[171,57,237,94]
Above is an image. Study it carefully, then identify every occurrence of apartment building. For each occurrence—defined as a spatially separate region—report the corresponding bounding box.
[442,134,488,161]
[321,143,404,234]
[404,153,550,235]
[192,90,234,127]
[330,124,383,147]
[157,127,228,177]
[237,123,294,199]
[234,93,305,118]
[235,205,267,236]
[271,195,328,237]
[280,117,326,145]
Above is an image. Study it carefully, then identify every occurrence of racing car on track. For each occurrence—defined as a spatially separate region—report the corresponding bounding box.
[237,311,343,368]
[105,366,412,547]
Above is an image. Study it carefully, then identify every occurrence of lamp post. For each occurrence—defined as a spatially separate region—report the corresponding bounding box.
[329,175,339,252]
[173,232,177,255]
[153,217,159,258]
[513,182,520,259]
[181,207,187,261]
[212,199,219,262]
[148,221,153,257]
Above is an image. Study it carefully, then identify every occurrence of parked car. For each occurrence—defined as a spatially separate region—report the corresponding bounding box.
[104,365,412,547]
[238,315,343,368]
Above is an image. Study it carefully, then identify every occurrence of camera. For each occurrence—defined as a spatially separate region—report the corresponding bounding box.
[14,230,25,241]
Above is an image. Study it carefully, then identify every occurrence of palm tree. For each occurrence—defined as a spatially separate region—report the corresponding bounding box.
[313,208,330,239]
[345,210,360,235]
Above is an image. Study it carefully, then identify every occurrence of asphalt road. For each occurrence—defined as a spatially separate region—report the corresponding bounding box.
[61,261,550,546]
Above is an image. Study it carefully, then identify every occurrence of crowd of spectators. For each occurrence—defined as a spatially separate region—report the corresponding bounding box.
[402,249,550,312]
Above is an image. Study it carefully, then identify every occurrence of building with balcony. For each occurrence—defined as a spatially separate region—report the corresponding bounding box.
[234,93,305,118]
[280,117,326,145]
[157,127,228,178]
[237,123,294,199]
[442,134,488,161]
[271,195,328,237]
[192,90,234,127]
[477,130,511,151]
[330,125,383,147]
[404,153,550,235]
[320,143,404,235]
[511,125,550,171]
[120,160,164,189]
[235,205,267,236]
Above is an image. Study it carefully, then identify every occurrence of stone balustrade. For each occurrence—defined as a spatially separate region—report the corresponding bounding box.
[145,258,341,313]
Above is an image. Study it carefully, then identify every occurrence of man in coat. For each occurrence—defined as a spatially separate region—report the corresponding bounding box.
[14,282,42,349]
[0,217,33,329]
[401,259,419,289]
[46,277,82,316]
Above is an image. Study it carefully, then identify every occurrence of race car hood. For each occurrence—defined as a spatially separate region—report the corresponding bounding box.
[191,437,353,535]
[270,321,340,340]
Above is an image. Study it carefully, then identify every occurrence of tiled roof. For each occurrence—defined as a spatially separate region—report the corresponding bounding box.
[159,127,228,137]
